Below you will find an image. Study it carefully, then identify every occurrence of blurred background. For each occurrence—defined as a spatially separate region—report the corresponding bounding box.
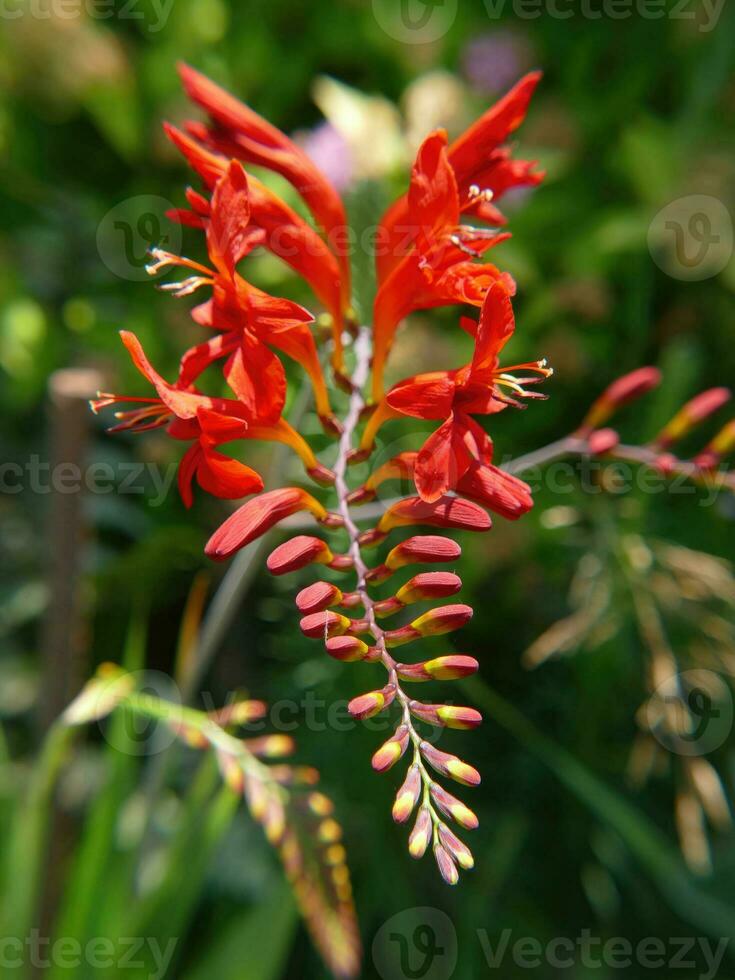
[1,0,735,977]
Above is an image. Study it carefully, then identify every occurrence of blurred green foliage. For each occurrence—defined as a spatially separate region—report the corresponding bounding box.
[1,0,735,977]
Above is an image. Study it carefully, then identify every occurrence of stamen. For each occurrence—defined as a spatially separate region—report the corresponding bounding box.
[156,276,214,297]
[467,185,494,205]
[146,247,214,278]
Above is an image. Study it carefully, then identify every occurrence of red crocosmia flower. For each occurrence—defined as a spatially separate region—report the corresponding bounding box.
[372,131,516,402]
[171,409,263,508]
[364,283,551,501]
[164,124,348,374]
[149,160,336,428]
[376,72,543,286]
[93,331,328,505]
[177,63,351,301]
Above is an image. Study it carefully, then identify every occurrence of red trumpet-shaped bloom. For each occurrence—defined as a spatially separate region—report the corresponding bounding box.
[151,159,336,429]
[164,123,348,373]
[372,130,517,401]
[365,283,550,501]
[177,63,351,303]
[376,72,542,285]
[92,331,263,507]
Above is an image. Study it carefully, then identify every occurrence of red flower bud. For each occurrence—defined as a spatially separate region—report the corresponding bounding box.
[393,765,421,823]
[206,488,329,560]
[395,572,462,605]
[384,604,472,648]
[325,635,371,662]
[359,497,491,547]
[433,843,459,884]
[457,464,533,520]
[267,535,333,575]
[299,610,352,639]
[371,725,409,772]
[367,535,462,583]
[587,428,620,455]
[582,366,661,430]
[420,741,481,785]
[655,387,731,448]
[396,655,479,683]
[409,701,482,729]
[348,685,395,719]
[245,734,294,758]
[430,783,479,829]
[408,805,432,858]
[295,580,343,614]
[438,825,474,870]
[695,419,735,469]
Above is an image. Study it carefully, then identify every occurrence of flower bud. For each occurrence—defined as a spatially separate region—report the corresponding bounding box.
[396,655,478,683]
[408,805,432,858]
[420,742,481,786]
[209,699,267,726]
[295,580,343,614]
[267,535,333,575]
[307,791,333,816]
[695,419,735,469]
[206,488,329,560]
[430,783,479,829]
[299,610,352,639]
[348,685,395,719]
[368,535,462,583]
[409,700,482,730]
[392,765,421,823]
[245,734,294,758]
[587,427,620,455]
[360,496,491,547]
[325,635,371,662]
[395,572,462,605]
[216,749,245,795]
[457,464,533,519]
[581,367,661,430]
[438,824,474,870]
[384,604,472,648]
[386,535,462,571]
[433,843,459,884]
[371,725,409,772]
[317,818,343,844]
[655,387,731,448]
[306,462,337,486]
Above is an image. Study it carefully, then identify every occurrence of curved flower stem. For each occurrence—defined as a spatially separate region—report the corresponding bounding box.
[332,327,442,839]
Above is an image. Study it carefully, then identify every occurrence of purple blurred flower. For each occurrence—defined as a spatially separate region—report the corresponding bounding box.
[461,31,533,95]
[301,122,354,193]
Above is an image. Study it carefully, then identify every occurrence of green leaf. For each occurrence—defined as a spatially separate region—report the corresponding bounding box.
[180,882,297,980]
[462,675,735,944]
